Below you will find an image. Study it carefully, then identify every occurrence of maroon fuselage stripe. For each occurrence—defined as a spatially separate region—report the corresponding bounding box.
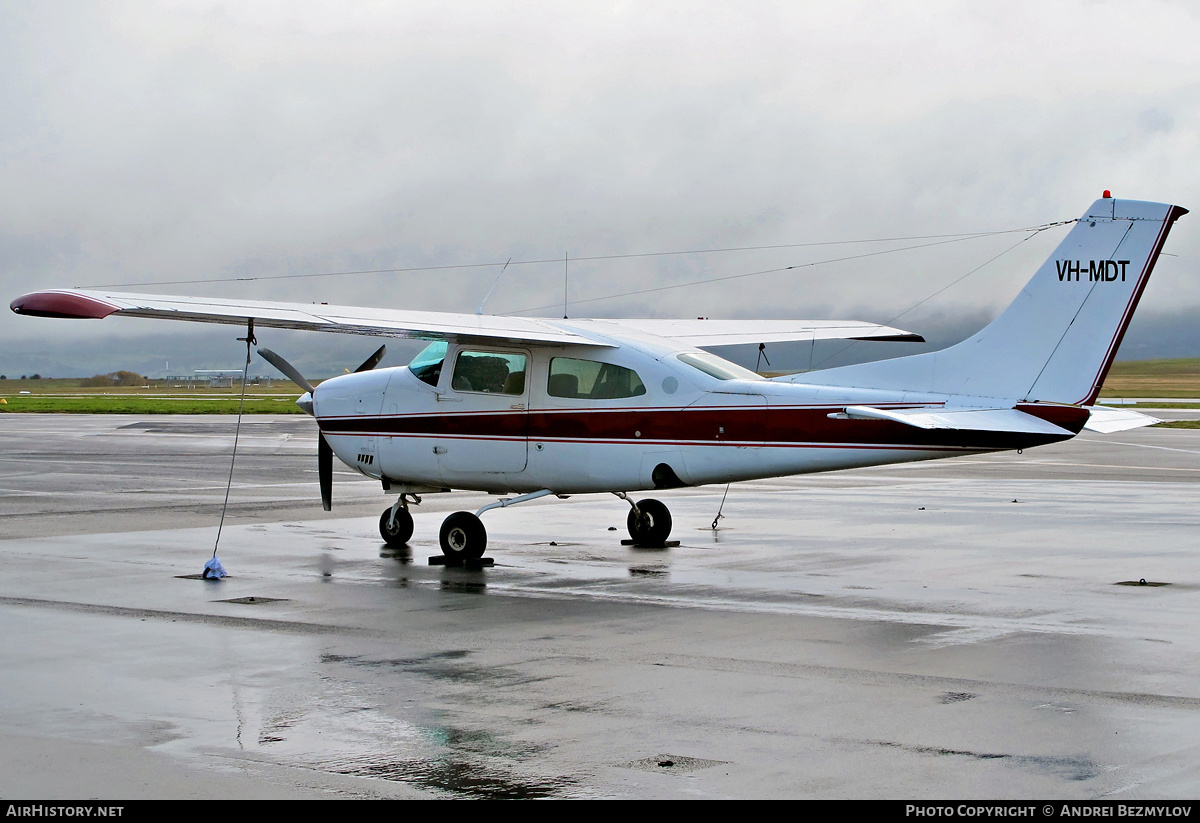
[319,404,1084,452]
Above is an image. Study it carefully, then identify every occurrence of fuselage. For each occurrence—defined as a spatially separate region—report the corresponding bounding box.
[314,332,1081,495]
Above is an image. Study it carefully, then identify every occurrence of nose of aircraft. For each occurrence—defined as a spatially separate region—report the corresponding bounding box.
[257,343,387,512]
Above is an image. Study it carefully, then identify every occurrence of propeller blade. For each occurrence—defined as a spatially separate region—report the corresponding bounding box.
[318,432,332,512]
[258,348,316,394]
[354,344,387,373]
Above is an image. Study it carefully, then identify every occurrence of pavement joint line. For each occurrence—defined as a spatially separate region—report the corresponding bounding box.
[0,594,386,638]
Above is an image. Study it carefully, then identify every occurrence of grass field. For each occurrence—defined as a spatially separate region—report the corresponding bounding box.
[3,359,1200,414]
[1097,358,1200,399]
[0,377,307,414]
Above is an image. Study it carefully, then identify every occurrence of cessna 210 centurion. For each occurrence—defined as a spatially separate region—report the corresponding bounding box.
[10,195,1187,563]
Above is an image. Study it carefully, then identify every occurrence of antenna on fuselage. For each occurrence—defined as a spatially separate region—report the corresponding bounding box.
[754,343,771,374]
[563,251,569,319]
[476,258,512,315]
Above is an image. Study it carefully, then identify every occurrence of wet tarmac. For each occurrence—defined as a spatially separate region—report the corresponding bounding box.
[2,414,1200,799]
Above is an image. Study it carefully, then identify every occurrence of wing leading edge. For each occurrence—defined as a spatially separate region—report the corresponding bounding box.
[9,289,608,347]
[10,289,922,350]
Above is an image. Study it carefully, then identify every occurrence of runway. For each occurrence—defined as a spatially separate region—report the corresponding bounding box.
[2,414,1200,798]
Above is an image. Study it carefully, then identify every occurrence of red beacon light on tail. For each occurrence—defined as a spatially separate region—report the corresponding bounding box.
[1103,190,1112,198]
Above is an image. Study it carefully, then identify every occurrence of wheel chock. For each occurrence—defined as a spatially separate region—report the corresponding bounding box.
[429,555,495,568]
[620,539,680,549]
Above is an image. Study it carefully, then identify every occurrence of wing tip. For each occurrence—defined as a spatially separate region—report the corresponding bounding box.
[10,291,119,320]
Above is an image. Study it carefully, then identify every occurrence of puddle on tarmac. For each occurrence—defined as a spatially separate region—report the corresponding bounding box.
[618,753,727,774]
[937,691,976,704]
[245,667,574,797]
[311,753,578,798]
[860,739,1100,781]
[439,579,488,594]
[319,650,549,688]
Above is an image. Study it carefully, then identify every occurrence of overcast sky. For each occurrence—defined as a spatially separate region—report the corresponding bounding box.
[2,0,1198,376]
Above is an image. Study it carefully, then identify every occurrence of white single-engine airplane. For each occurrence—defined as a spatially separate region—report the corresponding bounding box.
[10,195,1187,563]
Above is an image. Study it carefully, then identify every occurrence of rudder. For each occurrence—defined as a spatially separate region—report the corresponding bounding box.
[793,196,1187,404]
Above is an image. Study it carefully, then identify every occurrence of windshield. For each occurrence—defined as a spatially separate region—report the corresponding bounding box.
[408,341,448,386]
[676,351,763,381]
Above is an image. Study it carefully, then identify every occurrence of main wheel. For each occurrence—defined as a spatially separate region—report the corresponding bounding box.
[379,507,414,546]
[626,498,672,544]
[439,511,488,562]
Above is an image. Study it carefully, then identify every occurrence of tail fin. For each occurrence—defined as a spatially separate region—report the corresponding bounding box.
[794,197,1188,404]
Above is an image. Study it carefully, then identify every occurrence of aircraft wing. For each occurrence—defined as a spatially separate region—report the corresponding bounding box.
[9,289,613,348]
[574,318,923,346]
[11,289,922,349]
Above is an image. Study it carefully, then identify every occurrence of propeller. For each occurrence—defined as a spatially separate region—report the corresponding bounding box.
[353,345,387,373]
[258,344,387,512]
[258,348,314,394]
[318,432,333,512]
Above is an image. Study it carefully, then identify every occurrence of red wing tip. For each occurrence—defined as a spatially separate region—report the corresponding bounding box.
[10,291,119,319]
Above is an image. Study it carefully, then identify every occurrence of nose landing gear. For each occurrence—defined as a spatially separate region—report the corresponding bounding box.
[379,494,417,546]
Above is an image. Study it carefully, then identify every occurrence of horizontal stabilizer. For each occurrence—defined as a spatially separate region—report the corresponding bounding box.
[837,405,1074,436]
[1082,406,1162,433]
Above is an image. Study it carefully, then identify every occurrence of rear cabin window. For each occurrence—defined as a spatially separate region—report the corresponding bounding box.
[548,357,646,399]
[452,351,527,395]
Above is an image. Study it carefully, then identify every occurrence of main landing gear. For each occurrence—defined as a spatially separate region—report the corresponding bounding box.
[615,493,677,547]
[439,510,488,563]
[435,490,559,565]
[379,489,678,564]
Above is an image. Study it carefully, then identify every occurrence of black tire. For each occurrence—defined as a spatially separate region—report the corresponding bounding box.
[379,507,414,546]
[626,498,672,544]
[439,511,487,561]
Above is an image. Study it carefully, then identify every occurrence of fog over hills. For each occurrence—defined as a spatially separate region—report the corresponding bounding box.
[4,2,1198,378]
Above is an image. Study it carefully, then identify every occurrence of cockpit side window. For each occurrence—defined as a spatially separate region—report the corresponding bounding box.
[452,351,527,395]
[408,341,448,387]
[548,357,646,399]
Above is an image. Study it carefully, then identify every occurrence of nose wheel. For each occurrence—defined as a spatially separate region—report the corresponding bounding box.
[379,506,414,546]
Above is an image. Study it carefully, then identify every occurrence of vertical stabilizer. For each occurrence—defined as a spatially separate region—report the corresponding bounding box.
[792,197,1187,404]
